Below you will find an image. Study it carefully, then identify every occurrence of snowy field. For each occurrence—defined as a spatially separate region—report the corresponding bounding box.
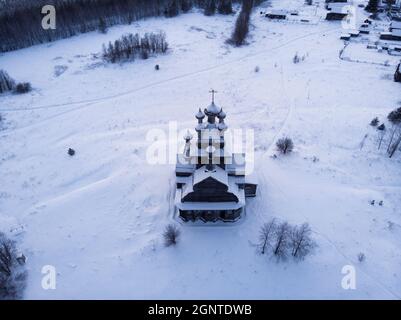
[1,0,401,299]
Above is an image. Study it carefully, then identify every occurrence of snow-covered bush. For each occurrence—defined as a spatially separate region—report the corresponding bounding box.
[14,82,31,94]
[102,32,168,63]
[357,252,365,262]
[0,70,15,94]
[293,53,301,64]
[254,66,260,73]
[370,117,379,126]
[68,148,76,156]
[276,137,294,154]
[163,224,180,247]
[0,232,27,300]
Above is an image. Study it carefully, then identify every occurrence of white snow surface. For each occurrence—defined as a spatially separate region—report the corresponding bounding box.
[0,1,401,299]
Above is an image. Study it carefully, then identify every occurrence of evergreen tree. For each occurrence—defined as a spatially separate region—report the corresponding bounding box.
[165,0,180,17]
[204,0,217,16]
[218,0,233,14]
[98,18,107,34]
[365,0,379,13]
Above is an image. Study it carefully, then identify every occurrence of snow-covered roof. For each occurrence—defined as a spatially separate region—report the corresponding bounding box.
[391,21,401,30]
[392,29,401,37]
[205,102,222,115]
[193,165,228,187]
[195,108,205,119]
[175,174,246,210]
[327,3,349,14]
[267,9,287,16]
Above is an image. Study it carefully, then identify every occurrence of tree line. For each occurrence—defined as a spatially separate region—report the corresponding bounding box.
[0,0,236,52]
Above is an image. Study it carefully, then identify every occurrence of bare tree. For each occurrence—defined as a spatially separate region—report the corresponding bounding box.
[163,224,181,246]
[377,123,386,150]
[259,219,277,254]
[289,223,316,260]
[0,232,27,300]
[386,107,401,154]
[0,70,15,93]
[276,137,294,154]
[273,222,291,260]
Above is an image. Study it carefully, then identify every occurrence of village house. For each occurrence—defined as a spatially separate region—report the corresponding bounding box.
[174,92,257,222]
[325,3,350,20]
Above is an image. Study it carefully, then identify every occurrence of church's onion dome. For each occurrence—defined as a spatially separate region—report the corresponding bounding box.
[195,108,205,119]
[184,131,193,141]
[195,123,206,131]
[218,121,227,131]
[217,109,226,120]
[204,102,222,116]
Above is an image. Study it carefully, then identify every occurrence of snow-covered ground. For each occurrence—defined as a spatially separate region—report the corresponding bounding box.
[1,0,401,299]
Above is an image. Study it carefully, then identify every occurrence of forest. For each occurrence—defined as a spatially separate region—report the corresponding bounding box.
[0,0,236,52]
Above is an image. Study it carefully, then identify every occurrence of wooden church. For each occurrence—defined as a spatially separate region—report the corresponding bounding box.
[174,91,257,222]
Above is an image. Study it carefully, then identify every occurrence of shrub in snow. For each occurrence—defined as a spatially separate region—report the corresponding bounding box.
[370,117,379,126]
[163,224,180,247]
[305,0,313,5]
[293,53,300,64]
[155,64,160,71]
[276,137,294,154]
[289,223,316,260]
[259,219,277,254]
[14,82,31,94]
[254,66,260,73]
[357,252,365,263]
[68,148,75,156]
[0,232,27,300]
[0,70,16,94]
[377,123,385,131]
[387,107,401,125]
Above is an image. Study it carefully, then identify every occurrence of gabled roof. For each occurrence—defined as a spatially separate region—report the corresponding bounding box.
[391,21,401,30]
[193,165,228,187]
